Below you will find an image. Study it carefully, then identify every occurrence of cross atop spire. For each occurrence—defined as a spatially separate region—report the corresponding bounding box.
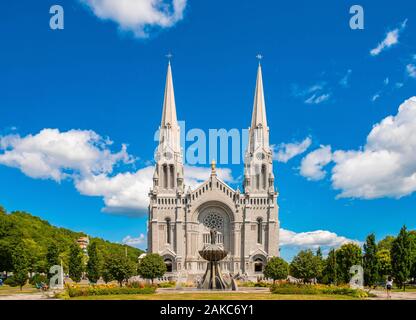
[166,52,173,63]
[256,53,263,65]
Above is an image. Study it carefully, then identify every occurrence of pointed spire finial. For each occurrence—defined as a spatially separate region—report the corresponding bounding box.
[211,159,217,175]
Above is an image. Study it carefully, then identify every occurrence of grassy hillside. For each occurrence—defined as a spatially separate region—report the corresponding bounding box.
[0,205,143,273]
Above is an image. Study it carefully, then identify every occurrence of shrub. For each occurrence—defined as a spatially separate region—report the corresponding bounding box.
[30,274,48,286]
[157,281,176,288]
[65,284,156,297]
[270,283,368,298]
[4,276,17,286]
[254,281,269,288]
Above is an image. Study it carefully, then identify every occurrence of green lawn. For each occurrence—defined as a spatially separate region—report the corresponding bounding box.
[0,285,39,295]
[70,292,358,300]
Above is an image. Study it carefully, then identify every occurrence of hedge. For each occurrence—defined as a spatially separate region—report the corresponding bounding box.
[66,285,156,297]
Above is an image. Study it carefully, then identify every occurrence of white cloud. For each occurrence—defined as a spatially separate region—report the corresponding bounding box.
[280,228,357,250]
[370,19,407,56]
[305,93,331,105]
[122,233,146,247]
[406,64,416,78]
[0,129,132,182]
[372,93,381,102]
[80,0,187,38]
[273,137,312,163]
[75,166,154,214]
[75,164,234,215]
[331,97,416,199]
[0,128,235,215]
[339,69,352,88]
[293,83,331,105]
[300,145,332,181]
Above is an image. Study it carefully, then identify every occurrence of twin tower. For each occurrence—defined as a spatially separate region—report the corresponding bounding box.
[148,61,279,280]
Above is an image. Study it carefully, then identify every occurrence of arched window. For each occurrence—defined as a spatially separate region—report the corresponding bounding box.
[166,218,171,244]
[257,218,263,244]
[261,165,267,189]
[163,165,168,188]
[169,165,175,188]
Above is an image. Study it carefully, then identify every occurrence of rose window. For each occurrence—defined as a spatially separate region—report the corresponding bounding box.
[203,212,224,230]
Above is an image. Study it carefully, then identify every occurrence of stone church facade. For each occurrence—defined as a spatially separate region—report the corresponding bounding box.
[148,61,279,280]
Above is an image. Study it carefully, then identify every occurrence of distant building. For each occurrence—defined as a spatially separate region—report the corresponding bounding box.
[77,236,89,253]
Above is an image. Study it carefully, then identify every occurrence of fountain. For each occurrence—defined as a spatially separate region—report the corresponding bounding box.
[198,229,237,290]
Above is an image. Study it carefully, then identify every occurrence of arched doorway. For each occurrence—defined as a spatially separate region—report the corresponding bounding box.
[253,255,266,273]
[164,258,173,273]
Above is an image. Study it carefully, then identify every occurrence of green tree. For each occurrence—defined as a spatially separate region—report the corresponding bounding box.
[363,233,379,287]
[263,257,289,282]
[137,254,167,284]
[336,243,362,284]
[46,242,60,267]
[391,225,412,290]
[377,249,392,279]
[409,231,416,281]
[68,242,84,283]
[289,250,322,283]
[378,236,395,251]
[105,254,136,287]
[86,242,101,283]
[11,244,29,290]
[315,247,324,283]
[322,249,338,285]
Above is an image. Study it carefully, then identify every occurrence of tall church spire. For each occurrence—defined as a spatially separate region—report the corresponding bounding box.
[161,61,178,129]
[153,61,183,193]
[244,61,274,194]
[251,63,268,129]
[159,61,181,154]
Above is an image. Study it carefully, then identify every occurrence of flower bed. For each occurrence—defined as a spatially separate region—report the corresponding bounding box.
[270,283,369,298]
[66,284,156,297]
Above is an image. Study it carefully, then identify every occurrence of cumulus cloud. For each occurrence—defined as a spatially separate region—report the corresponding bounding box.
[80,0,187,38]
[370,19,407,56]
[0,129,132,182]
[122,233,146,247]
[273,137,312,163]
[300,145,332,181]
[279,228,357,250]
[299,97,416,200]
[331,97,416,199]
[75,164,234,214]
[0,128,235,215]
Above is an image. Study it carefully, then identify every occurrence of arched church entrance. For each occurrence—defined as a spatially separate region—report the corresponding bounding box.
[253,255,266,273]
[163,257,173,273]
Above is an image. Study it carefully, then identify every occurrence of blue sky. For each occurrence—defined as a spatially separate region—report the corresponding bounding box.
[1,0,415,260]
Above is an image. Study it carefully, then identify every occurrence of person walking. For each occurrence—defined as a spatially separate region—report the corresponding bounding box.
[386,276,393,299]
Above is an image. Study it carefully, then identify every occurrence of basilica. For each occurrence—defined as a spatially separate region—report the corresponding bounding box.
[147,61,280,280]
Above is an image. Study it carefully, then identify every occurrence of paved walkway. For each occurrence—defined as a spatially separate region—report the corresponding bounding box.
[0,293,51,300]
[370,290,416,300]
